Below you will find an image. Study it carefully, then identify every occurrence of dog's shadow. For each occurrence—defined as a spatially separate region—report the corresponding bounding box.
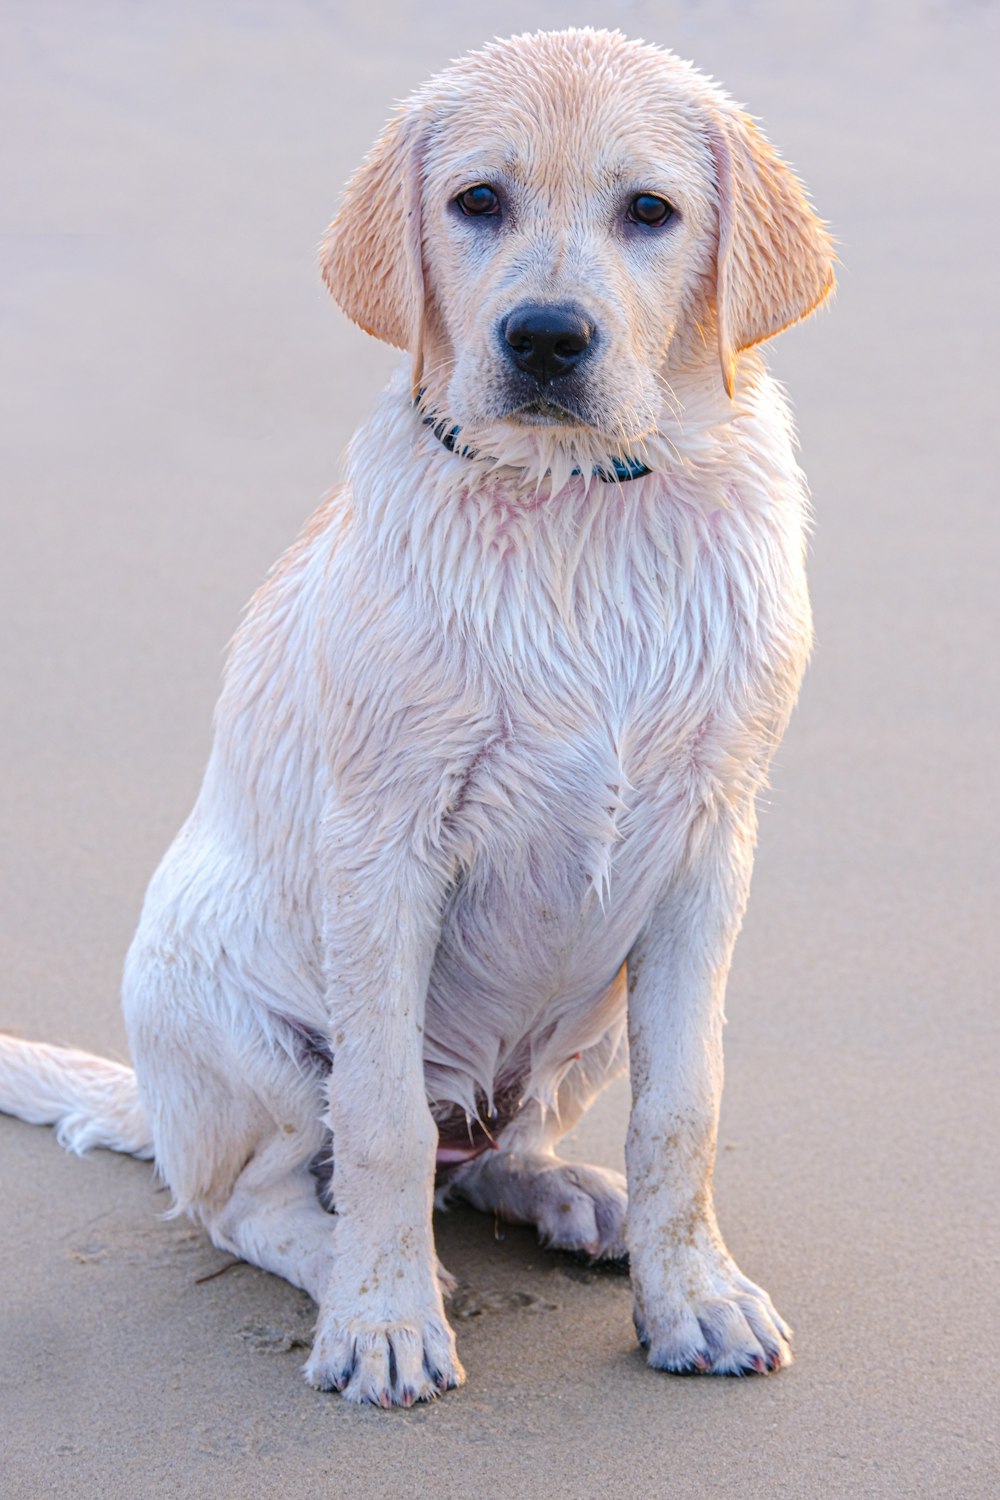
[433,1199,630,1321]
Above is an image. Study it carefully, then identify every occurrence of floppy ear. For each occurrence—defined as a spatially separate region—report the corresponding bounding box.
[708,109,835,398]
[319,107,427,390]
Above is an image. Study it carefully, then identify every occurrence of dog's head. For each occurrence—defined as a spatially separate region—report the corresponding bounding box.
[321,29,833,472]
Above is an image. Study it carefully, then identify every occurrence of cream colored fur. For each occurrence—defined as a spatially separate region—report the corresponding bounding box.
[0,28,832,1404]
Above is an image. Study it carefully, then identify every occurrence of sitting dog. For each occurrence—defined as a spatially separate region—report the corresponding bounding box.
[0,28,833,1405]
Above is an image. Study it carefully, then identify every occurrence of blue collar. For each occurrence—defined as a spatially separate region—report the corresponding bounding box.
[420,410,651,484]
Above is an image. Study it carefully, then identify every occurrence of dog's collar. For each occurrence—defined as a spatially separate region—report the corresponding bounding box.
[417,402,651,484]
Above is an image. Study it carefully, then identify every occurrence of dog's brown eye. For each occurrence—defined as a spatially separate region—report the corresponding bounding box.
[457,184,500,217]
[628,194,674,227]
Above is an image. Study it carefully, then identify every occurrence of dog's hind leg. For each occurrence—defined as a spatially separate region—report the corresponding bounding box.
[200,1139,337,1300]
[447,971,630,1260]
[123,935,337,1294]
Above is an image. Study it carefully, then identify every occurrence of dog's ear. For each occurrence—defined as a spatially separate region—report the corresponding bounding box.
[707,109,834,398]
[320,107,427,390]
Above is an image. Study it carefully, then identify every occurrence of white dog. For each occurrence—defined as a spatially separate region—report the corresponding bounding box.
[0,28,833,1405]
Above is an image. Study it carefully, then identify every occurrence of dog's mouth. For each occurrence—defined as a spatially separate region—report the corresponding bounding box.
[503,396,594,429]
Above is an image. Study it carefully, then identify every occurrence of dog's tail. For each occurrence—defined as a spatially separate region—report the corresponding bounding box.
[0,1033,154,1159]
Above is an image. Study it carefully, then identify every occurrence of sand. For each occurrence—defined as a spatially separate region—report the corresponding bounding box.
[2,2,998,1496]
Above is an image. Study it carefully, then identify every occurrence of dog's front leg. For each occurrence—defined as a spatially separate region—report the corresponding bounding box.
[304,814,463,1406]
[626,810,792,1375]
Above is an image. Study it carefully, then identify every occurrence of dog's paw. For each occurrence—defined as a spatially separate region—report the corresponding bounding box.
[304,1315,465,1406]
[529,1161,628,1259]
[458,1151,628,1259]
[633,1251,792,1375]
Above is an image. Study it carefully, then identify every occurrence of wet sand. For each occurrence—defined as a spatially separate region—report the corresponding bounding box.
[2,2,997,1495]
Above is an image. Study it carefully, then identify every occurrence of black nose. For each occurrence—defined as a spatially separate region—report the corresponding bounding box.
[501,303,593,384]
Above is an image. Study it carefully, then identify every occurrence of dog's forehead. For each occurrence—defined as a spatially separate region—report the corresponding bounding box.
[419,31,715,196]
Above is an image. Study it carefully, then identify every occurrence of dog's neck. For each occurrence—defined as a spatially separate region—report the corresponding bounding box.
[416,397,651,486]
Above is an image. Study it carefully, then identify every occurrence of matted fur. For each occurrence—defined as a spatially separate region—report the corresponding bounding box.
[0,28,832,1405]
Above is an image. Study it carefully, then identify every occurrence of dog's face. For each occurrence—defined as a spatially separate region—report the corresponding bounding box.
[322,29,833,465]
[415,52,718,448]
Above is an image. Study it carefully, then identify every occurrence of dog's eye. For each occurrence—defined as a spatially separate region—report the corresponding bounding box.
[457,184,501,217]
[628,194,674,227]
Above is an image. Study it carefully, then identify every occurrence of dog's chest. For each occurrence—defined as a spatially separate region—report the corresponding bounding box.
[433,502,798,984]
[442,675,692,971]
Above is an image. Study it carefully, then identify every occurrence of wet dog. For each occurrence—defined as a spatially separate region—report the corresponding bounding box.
[0,28,833,1404]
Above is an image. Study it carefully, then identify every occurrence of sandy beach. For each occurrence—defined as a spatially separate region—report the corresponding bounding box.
[2,1,998,1495]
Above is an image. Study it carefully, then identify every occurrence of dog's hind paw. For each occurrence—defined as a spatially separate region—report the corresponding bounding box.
[304,1316,465,1406]
[529,1160,628,1259]
[456,1150,628,1260]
